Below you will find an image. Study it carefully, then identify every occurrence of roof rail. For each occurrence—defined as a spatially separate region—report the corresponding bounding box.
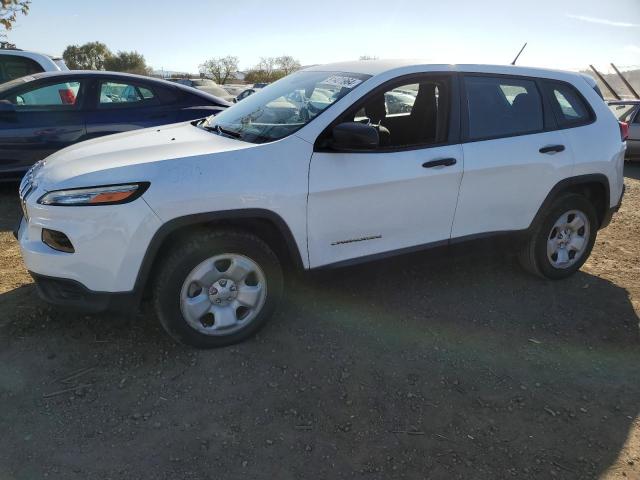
[0,41,20,50]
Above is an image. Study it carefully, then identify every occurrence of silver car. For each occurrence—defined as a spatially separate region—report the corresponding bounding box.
[609,100,639,161]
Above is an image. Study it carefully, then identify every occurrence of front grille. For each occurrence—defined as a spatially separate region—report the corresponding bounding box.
[19,174,33,202]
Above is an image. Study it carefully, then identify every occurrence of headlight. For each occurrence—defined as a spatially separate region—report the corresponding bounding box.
[38,182,149,206]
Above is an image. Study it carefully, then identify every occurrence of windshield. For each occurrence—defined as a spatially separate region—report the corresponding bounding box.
[204,70,370,143]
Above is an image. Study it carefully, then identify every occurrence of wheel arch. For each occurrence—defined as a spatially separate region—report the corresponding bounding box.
[530,174,610,231]
[134,209,305,300]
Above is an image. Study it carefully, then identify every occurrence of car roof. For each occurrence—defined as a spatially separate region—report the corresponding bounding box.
[29,70,229,102]
[5,70,232,106]
[303,59,590,83]
[0,49,62,60]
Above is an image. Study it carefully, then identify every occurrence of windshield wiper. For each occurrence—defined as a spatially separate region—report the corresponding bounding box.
[202,123,242,139]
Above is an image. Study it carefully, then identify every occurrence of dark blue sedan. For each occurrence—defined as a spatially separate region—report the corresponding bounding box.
[0,71,231,180]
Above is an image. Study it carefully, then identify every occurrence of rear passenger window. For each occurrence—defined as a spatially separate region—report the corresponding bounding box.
[99,81,156,106]
[464,76,543,140]
[545,82,592,127]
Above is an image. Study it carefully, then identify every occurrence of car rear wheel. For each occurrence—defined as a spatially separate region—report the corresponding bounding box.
[153,229,283,348]
[519,193,598,279]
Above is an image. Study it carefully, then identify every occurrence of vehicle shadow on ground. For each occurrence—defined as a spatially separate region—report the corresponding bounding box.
[0,241,638,479]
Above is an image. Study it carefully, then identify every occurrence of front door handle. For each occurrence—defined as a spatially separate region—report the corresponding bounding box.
[422,158,457,168]
[539,144,565,154]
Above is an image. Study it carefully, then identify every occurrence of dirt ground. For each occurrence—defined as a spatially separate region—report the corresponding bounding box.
[0,165,639,480]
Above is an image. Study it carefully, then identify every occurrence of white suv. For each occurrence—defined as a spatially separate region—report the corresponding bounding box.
[16,60,626,348]
[0,48,67,83]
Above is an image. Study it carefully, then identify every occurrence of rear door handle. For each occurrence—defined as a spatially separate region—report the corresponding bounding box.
[539,145,565,154]
[422,158,457,168]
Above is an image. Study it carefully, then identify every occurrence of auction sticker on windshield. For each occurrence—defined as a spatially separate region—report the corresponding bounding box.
[321,75,363,89]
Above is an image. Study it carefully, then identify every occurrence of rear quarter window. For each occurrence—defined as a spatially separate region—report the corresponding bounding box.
[543,81,594,128]
[0,54,43,83]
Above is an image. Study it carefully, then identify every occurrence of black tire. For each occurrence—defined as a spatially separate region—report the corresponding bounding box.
[518,193,598,280]
[152,228,283,348]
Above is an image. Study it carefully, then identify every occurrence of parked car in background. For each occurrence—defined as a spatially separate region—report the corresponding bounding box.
[608,100,639,161]
[0,47,67,84]
[0,71,230,179]
[167,78,235,103]
[221,84,246,97]
[16,61,625,348]
[235,87,262,102]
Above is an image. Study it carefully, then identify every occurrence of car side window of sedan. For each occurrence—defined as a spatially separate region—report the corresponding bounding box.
[99,81,158,107]
[3,80,82,110]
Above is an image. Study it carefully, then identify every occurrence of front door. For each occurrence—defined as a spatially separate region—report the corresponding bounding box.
[0,78,86,177]
[307,74,463,267]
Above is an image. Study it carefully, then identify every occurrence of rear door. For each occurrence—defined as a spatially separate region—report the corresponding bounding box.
[451,74,573,238]
[0,77,87,177]
[84,78,177,137]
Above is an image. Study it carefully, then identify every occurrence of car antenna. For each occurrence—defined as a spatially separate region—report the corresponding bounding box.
[511,42,527,65]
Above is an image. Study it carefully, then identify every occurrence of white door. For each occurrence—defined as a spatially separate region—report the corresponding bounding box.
[307,74,463,268]
[451,75,574,238]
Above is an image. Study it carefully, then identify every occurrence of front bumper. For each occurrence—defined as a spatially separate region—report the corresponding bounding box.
[17,193,163,294]
[30,271,138,313]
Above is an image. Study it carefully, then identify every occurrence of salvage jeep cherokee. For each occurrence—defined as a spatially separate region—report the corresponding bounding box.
[16,60,626,348]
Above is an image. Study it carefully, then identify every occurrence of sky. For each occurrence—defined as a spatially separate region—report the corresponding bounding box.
[5,0,640,74]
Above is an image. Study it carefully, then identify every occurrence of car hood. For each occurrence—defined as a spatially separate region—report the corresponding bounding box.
[35,121,255,189]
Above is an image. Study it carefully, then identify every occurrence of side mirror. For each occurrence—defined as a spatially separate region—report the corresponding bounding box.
[331,122,379,150]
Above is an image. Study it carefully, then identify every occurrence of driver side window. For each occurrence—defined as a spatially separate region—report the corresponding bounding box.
[343,76,450,149]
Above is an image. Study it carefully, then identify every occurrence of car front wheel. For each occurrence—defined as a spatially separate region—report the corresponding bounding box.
[153,229,283,348]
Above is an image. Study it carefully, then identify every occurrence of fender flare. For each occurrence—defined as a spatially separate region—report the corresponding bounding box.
[132,209,305,297]
[528,173,610,231]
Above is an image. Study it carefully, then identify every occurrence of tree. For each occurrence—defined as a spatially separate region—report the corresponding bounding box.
[104,50,150,75]
[275,55,301,75]
[256,57,277,81]
[1,0,30,38]
[63,42,112,70]
[199,55,239,84]
[244,68,268,84]
[244,55,302,84]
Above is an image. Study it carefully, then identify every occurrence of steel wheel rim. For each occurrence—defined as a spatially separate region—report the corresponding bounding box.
[179,253,267,336]
[546,209,590,269]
